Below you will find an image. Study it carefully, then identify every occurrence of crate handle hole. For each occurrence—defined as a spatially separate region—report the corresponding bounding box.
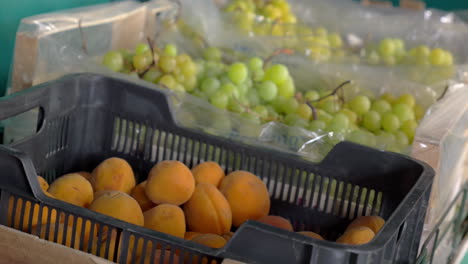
[396,222,407,243]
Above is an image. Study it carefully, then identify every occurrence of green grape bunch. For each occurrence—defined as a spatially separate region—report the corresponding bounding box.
[102,41,425,154]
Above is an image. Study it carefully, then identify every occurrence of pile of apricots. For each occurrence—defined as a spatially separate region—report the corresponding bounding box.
[7,157,385,263]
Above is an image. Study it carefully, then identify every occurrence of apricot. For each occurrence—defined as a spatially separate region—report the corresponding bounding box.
[37,176,49,192]
[48,173,94,208]
[346,216,385,234]
[297,231,324,240]
[90,157,136,194]
[185,231,202,240]
[191,234,227,248]
[8,197,57,231]
[136,249,180,264]
[145,160,195,206]
[31,221,92,249]
[144,204,186,238]
[76,171,92,182]
[336,226,375,245]
[257,215,293,231]
[221,231,234,241]
[191,162,225,187]
[90,229,118,261]
[131,181,155,212]
[219,171,270,227]
[89,191,144,226]
[184,183,232,235]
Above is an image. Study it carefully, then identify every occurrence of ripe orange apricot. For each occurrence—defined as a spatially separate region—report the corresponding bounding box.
[8,197,57,231]
[184,183,232,235]
[48,173,94,208]
[32,221,93,250]
[337,226,375,245]
[76,171,92,182]
[219,171,270,227]
[191,234,227,249]
[297,231,324,240]
[221,231,234,241]
[136,249,180,264]
[37,176,49,192]
[131,181,156,212]
[145,160,195,206]
[90,157,136,194]
[346,216,385,234]
[144,204,186,238]
[257,215,293,231]
[89,191,144,226]
[185,232,202,240]
[191,161,225,187]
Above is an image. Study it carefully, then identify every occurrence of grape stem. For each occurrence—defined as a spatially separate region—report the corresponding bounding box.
[263,48,295,69]
[305,80,352,120]
[78,19,89,56]
[138,37,158,77]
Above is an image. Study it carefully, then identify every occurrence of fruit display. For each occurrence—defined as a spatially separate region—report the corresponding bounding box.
[102,42,426,154]
[9,157,388,262]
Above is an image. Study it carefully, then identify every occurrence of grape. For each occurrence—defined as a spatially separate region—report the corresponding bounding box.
[349,95,371,115]
[252,69,265,81]
[228,63,248,84]
[164,44,177,56]
[317,109,332,123]
[228,98,245,113]
[414,104,425,120]
[201,77,221,96]
[305,90,319,101]
[382,113,401,132]
[308,120,326,131]
[183,75,197,92]
[346,129,376,147]
[284,114,308,127]
[429,48,445,66]
[264,64,289,86]
[175,73,185,83]
[366,51,380,65]
[142,67,161,83]
[133,52,152,71]
[209,90,229,109]
[371,99,391,115]
[204,47,222,61]
[413,45,430,58]
[102,51,124,72]
[253,105,268,119]
[282,97,299,115]
[340,109,357,124]
[319,97,341,114]
[395,93,416,108]
[382,55,396,66]
[401,120,417,142]
[378,38,396,57]
[159,75,177,90]
[328,33,342,48]
[393,38,405,51]
[392,103,414,122]
[240,112,261,125]
[176,53,190,64]
[249,57,263,71]
[362,111,381,132]
[237,83,248,95]
[278,78,295,98]
[159,55,176,73]
[257,81,278,102]
[376,131,396,149]
[380,93,396,104]
[135,43,150,55]
[327,113,349,133]
[394,131,409,146]
[181,61,197,77]
[247,89,260,106]
[221,83,239,99]
[296,103,312,120]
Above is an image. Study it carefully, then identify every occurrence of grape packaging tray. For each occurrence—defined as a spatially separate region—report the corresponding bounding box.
[0,73,434,264]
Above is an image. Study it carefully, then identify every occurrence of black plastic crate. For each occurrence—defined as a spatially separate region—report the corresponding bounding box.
[0,73,434,264]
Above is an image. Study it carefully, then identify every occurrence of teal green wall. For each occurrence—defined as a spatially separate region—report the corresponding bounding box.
[0,0,111,96]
